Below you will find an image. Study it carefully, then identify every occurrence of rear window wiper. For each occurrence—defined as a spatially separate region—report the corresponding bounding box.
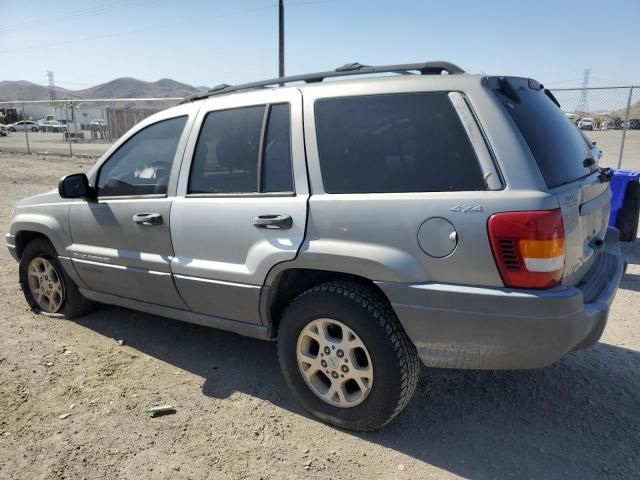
[544,88,561,108]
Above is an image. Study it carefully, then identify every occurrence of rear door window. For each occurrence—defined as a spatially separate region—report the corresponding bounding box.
[314,92,490,194]
[188,103,293,194]
[189,106,264,194]
[491,77,598,188]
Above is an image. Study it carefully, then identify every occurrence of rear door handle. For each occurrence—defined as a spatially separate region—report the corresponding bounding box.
[253,214,292,229]
[133,213,163,226]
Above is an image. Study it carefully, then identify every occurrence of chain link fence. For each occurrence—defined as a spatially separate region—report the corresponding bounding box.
[550,86,639,170]
[0,98,181,157]
[1,88,639,171]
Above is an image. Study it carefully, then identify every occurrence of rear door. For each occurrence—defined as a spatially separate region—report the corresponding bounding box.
[170,89,308,324]
[68,112,193,308]
[491,77,610,285]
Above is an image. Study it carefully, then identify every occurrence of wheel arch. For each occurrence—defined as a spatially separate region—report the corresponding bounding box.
[260,267,392,339]
[14,230,51,259]
[11,216,67,259]
[12,219,87,289]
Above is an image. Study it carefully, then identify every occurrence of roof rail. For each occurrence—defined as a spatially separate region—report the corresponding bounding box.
[181,61,465,103]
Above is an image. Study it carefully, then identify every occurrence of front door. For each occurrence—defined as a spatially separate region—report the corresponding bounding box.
[68,114,191,309]
[170,90,308,324]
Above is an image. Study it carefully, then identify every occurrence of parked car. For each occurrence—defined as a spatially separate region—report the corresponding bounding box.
[628,118,640,130]
[7,120,39,132]
[0,124,7,136]
[89,119,108,127]
[6,62,625,431]
[578,117,594,130]
[603,117,623,130]
[565,112,579,124]
[39,121,67,133]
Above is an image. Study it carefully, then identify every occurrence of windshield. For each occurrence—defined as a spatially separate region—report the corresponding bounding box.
[491,77,598,188]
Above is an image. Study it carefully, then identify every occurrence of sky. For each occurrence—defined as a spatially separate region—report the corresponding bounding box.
[1,0,639,90]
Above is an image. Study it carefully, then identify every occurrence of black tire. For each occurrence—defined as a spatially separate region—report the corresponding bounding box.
[617,181,640,242]
[19,238,94,319]
[8,127,15,132]
[277,281,420,431]
[31,127,38,132]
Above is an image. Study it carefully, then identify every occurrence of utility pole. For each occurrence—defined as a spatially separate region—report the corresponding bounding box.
[279,0,285,79]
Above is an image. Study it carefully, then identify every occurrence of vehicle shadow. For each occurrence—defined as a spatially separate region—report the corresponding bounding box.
[621,273,640,292]
[75,307,640,479]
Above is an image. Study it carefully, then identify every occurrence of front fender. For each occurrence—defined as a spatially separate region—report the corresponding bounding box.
[9,201,87,288]
[10,212,70,257]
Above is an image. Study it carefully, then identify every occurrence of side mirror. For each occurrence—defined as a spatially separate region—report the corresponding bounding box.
[58,173,95,199]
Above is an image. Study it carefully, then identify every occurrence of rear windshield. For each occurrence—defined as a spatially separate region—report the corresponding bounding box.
[492,77,597,188]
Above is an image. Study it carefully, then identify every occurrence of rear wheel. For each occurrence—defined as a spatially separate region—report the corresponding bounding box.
[277,281,420,431]
[19,238,94,318]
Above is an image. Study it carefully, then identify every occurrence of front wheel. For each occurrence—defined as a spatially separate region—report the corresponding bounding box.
[8,127,16,132]
[277,281,420,431]
[31,127,38,132]
[19,238,94,318]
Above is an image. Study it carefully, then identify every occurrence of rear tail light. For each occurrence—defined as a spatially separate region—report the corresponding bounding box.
[488,209,565,289]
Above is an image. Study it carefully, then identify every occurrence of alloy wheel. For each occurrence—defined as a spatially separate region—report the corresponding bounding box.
[296,318,374,408]
[27,256,64,313]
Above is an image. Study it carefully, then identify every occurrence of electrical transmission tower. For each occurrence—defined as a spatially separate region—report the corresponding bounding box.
[47,71,56,106]
[577,68,591,114]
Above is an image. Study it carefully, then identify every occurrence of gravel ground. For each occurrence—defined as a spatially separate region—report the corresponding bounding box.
[0,152,639,480]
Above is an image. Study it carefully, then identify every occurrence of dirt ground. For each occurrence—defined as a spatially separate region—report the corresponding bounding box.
[0,152,639,480]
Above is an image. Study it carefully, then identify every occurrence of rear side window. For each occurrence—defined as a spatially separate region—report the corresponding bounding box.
[492,77,597,188]
[314,92,488,194]
[189,104,293,194]
[189,106,264,194]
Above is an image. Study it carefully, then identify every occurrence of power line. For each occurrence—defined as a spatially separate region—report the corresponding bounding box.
[0,4,275,54]
[0,0,153,35]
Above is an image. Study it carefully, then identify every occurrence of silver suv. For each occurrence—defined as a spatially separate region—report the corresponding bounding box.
[6,62,626,430]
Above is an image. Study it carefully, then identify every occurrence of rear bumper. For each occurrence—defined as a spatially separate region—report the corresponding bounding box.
[377,228,626,370]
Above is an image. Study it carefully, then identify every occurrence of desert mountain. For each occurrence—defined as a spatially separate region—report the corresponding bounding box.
[0,78,209,101]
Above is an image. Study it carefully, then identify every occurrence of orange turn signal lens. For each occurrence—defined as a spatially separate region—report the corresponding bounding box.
[519,238,565,259]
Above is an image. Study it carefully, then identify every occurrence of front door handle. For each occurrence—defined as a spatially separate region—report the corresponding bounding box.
[253,214,292,229]
[133,213,163,226]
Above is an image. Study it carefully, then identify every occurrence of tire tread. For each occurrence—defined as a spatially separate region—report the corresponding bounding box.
[287,280,420,429]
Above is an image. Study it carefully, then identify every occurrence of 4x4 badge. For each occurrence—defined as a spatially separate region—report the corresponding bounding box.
[450,205,484,213]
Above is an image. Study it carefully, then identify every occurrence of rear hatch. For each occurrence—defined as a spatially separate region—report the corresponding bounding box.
[490,76,610,286]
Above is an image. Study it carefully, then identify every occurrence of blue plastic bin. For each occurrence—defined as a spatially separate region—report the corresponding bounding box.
[608,169,640,228]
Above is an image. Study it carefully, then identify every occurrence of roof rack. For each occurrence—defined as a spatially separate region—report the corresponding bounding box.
[181,61,465,103]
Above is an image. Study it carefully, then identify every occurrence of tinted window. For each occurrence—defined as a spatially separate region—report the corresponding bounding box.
[262,104,293,192]
[97,116,186,196]
[189,106,264,194]
[493,78,597,187]
[314,93,487,194]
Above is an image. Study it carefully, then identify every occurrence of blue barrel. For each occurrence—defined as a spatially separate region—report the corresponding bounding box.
[608,169,640,242]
